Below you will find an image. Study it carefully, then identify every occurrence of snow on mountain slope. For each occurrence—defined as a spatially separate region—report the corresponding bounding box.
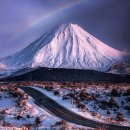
[108,63,130,75]
[0,23,128,73]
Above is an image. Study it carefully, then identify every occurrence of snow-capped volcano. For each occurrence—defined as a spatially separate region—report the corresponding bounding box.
[0,23,129,72]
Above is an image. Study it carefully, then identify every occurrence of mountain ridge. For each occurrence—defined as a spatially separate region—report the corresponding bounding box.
[2,67,130,83]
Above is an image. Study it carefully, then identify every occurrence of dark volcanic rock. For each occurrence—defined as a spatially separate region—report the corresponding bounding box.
[2,67,130,83]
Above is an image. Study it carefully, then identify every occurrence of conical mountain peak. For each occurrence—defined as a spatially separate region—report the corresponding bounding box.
[0,23,128,72]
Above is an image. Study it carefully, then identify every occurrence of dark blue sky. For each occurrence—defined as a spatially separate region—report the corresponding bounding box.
[0,0,130,58]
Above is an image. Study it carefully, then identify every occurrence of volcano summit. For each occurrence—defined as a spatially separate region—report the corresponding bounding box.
[0,23,129,74]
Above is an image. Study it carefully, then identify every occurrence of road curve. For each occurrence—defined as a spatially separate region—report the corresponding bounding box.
[19,86,130,130]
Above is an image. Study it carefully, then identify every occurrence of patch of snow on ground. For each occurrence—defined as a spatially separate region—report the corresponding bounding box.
[0,84,93,130]
[31,85,130,127]
[31,86,101,121]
